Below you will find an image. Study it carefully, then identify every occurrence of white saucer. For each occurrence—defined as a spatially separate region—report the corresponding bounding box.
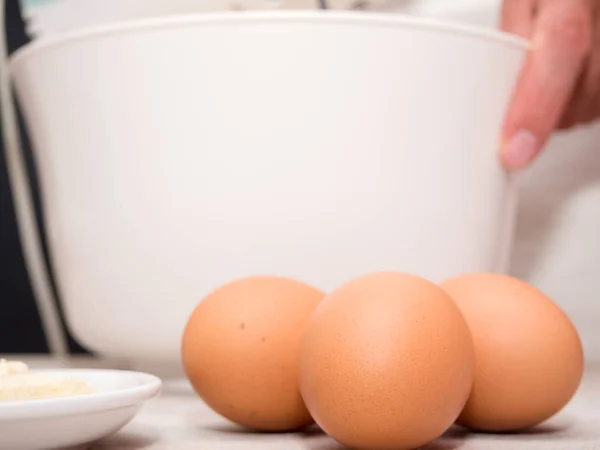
[0,369,162,450]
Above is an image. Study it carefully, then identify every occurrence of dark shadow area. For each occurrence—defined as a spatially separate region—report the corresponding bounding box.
[440,426,469,439]
[203,422,275,435]
[1,0,90,354]
[90,431,159,449]
[301,436,462,450]
[504,422,571,436]
[454,419,576,440]
[0,0,47,355]
[297,425,466,450]
[463,422,570,437]
[200,421,334,449]
[204,422,317,436]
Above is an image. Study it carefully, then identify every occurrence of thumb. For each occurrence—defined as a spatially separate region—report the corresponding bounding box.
[500,0,592,170]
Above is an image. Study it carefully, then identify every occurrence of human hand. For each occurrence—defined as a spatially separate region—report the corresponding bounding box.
[500,0,597,170]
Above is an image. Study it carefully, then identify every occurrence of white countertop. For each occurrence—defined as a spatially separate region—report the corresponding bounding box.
[19,357,600,449]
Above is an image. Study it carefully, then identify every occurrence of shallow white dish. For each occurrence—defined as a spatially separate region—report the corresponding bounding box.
[0,369,162,450]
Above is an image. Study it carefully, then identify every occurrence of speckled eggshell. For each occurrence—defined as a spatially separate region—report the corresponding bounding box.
[181,276,325,431]
[441,273,584,432]
[299,272,475,450]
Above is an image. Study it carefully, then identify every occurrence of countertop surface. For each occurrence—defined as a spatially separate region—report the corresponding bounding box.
[21,358,600,450]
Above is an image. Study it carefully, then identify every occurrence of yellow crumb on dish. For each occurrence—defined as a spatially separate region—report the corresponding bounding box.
[0,359,95,402]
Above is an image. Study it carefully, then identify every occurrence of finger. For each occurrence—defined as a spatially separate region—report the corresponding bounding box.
[557,66,588,129]
[575,84,600,125]
[578,83,600,124]
[501,0,592,170]
[560,7,600,128]
[501,0,536,38]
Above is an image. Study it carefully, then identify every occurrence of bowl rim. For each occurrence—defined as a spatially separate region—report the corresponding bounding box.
[10,10,529,67]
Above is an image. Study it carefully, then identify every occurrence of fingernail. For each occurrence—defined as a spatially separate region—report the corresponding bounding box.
[501,130,539,169]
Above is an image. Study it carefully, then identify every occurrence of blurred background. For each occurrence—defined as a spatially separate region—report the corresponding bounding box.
[0,0,79,354]
[0,0,84,354]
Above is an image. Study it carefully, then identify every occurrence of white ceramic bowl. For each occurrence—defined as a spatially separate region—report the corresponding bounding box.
[10,11,527,365]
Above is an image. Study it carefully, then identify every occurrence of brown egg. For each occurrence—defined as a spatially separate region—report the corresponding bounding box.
[299,272,475,450]
[181,276,325,431]
[441,273,584,432]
